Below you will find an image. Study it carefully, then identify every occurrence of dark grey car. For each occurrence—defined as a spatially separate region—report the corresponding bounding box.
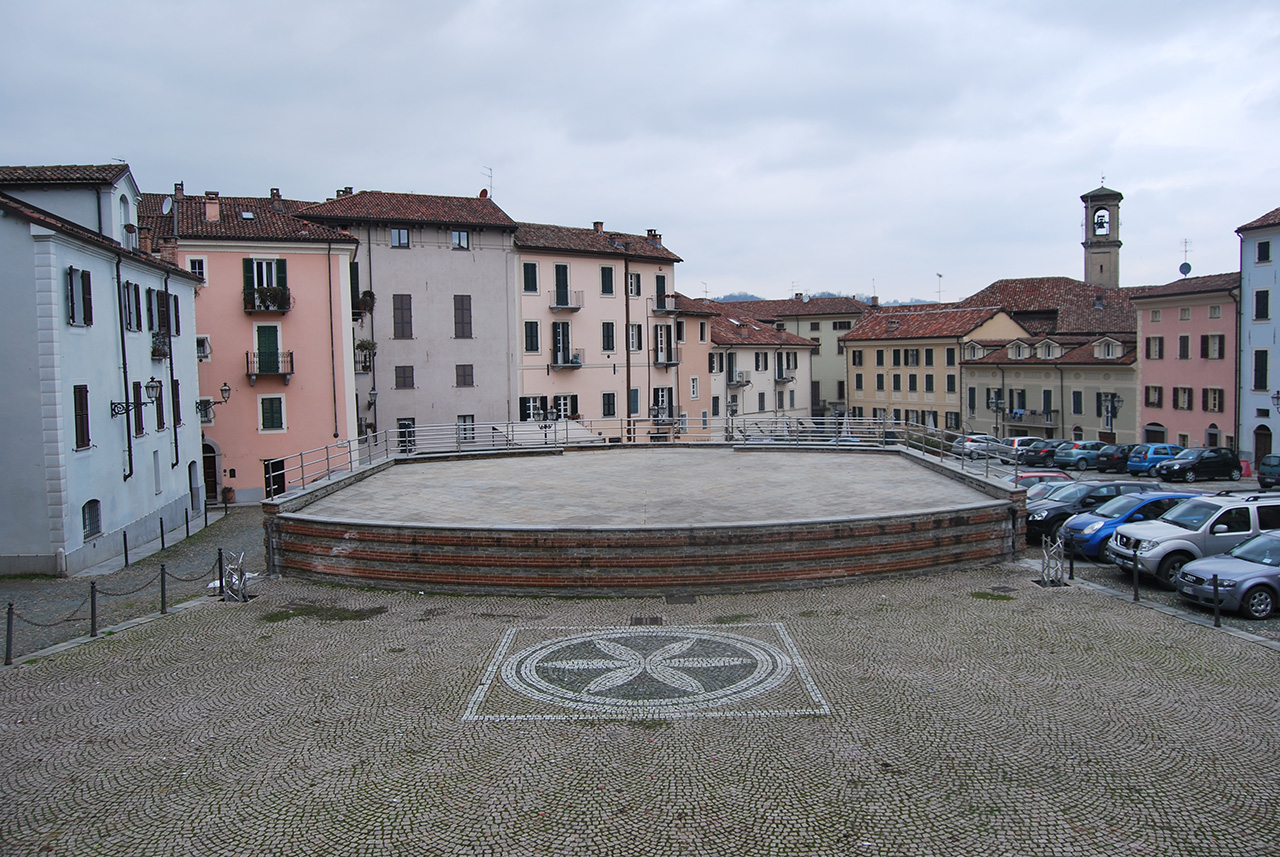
[1177,531,1280,619]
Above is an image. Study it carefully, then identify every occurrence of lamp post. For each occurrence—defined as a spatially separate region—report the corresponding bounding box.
[195,382,232,422]
[987,390,1005,438]
[725,401,738,442]
[1103,392,1124,435]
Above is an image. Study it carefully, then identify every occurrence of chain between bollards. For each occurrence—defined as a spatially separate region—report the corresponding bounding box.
[1213,574,1221,628]
[160,563,168,615]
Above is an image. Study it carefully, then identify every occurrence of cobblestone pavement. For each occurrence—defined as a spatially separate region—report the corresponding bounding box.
[3,563,1279,856]
[0,507,266,660]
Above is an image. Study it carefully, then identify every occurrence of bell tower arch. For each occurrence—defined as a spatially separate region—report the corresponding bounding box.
[1081,184,1122,288]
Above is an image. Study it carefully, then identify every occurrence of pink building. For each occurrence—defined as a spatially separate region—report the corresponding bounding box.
[1131,273,1240,449]
[143,187,359,501]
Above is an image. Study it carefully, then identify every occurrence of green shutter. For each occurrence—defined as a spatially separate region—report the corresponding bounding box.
[275,259,287,292]
[243,258,254,308]
[350,261,360,310]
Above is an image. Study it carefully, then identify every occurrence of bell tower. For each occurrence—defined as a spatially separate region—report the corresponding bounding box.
[1081,184,1122,288]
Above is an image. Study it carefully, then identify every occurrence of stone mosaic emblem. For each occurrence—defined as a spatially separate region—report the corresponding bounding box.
[464,624,828,721]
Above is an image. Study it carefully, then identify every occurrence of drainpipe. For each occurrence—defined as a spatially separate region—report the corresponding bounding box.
[366,226,378,434]
[997,365,1006,438]
[164,272,179,468]
[327,241,339,438]
[116,255,133,481]
[623,246,632,442]
[1057,365,1066,441]
[1232,282,1241,455]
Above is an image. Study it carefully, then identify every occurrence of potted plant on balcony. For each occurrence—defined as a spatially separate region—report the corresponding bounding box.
[360,290,375,312]
[256,285,288,310]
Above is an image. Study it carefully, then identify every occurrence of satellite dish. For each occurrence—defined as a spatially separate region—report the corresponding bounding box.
[801,294,810,303]
[1179,262,1192,277]
[161,196,173,215]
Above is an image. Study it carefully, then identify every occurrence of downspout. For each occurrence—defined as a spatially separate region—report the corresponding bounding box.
[327,241,339,438]
[164,272,179,468]
[1232,282,1241,455]
[997,365,1006,438]
[623,247,632,441]
[366,226,378,433]
[116,255,133,480]
[1057,364,1066,441]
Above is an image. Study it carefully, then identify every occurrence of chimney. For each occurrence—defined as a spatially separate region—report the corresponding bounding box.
[138,225,152,255]
[204,191,220,222]
[647,228,662,246]
[335,186,354,197]
[870,295,880,307]
[594,221,604,232]
[887,318,899,331]
[794,292,803,300]
[270,187,284,212]
[173,181,184,200]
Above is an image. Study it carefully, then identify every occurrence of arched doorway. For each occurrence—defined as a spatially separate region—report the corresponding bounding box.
[1143,423,1167,443]
[202,440,222,502]
[1206,423,1221,448]
[1255,425,1272,461]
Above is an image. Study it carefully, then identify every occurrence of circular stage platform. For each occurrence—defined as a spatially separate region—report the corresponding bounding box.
[263,447,1023,594]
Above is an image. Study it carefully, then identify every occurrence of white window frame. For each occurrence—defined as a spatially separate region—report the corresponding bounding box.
[690,376,699,400]
[186,256,207,280]
[627,272,641,297]
[391,228,410,248]
[258,394,286,433]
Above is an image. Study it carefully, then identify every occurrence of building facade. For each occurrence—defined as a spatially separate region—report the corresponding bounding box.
[0,165,202,574]
[1237,205,1280,464]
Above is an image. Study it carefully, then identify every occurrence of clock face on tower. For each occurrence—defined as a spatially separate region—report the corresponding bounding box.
[1093,208,1111,236]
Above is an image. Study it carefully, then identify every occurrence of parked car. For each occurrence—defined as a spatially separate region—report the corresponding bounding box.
[1152,447,1243,483]
[1025,480,1150,542]
[1176,531,1280,619]
[1054,440,1109,471]
[1002,469,1073,491]
[1258,454,1280,490]
[1021,440,1071,467]
[1127,443,1185,476]
[1000,436,1046,462]
[1094,443,1137,474]
[1060,491,1198,560]
[951,434,1003,459]
[1026,480,1070,501]
[1110,491,1280,586]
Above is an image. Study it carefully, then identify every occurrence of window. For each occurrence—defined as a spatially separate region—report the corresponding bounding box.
[875,374,884,391]
[809,321,820,331]
[837,380,845,399]
[854,373,863,391]
[925,375,934,393]
[690,376,699,399]
[73,385,90,449]
[809,337,820,354]
[455,364,475,387]
[524,321,540,353]
[676,320,685,342]
[453,295,473,339]
[892,349,901,367]
[188,257,205,279]
[875,349,884,367]
[1259,240,1272,264]
[1209,305,1221,319]
[391,228,409,248]
[392,294,412,339]
[600,321,616,352]
[758,392,767,411]
[946,347,956,367]
[1173,387,1193,410]
[628,324,642,352]
[451,230,469,250]
[154,380,165,431]
[851,350,863,367]
[941,374,953,394]
[82,499,101,538]
[628,272,641,297]
[551,322,572,364]
[171,380,182,427]
[1145,337,1164,360]
[601,266,614,295]
[788,390,795,408]
[1203,388,1224,413]
[892,374,902,392]
[260,395,284,431]
[523,262,539,293]
[457,414,475,441]
[394,365,414,389]
[66,267,93,326]
[1202,334,1225,360]
[555,395,578,420]
[1177,335,1190,360]
[833,320,852,331]
[1072,390,1083,415]
[711,396,721,417]
[132,381,145,437]
[1150,309,1162,323]
[1179,307,1191,321]
[1256,289,1270,321]
[946,411,960,430]
[1254,349,1269,391]
[754,352,768,371]
[1145,385,1163,408]
[699,321,707,342]
[602,392,617,418]
[629,388,640,415]
[924,349,934,367]
[908,374,918,392]
[119,280,142,331]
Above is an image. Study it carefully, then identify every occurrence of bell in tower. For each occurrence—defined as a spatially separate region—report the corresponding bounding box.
[1081,184,1122,288]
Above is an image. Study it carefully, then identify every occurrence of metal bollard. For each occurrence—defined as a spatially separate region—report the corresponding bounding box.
[5,603,13,666]
[185,508,190,539]
[122,531,130,567]
[218,548,225,597]
[203,499,208,529]
[160,518,165,551]
[91,581,98,637]
[1213,574,1221,628]
[1132,562,1141,602]
[1068,547,1075,581]
[160,563,168,615]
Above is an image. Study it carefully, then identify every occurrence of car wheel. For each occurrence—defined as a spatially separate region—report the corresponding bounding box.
[1241,587,1276,620]
[1184,470,1197,483]
[1229,467,1242,481]
[1097,535,1112,562]
[1048,519,1065,542]
[1075,458,1089,471]
[1157,553,1192,587]
[968,449,980,460]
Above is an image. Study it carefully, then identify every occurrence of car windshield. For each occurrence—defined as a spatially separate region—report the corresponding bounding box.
[1094,495,1145,519]
[1229,535,1280,566]
[1173,449,1200,460]
[1161,499,1219,530]
[1044,484,1090,503]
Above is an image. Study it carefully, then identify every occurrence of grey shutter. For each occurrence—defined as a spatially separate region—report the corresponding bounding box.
[81,271,92,326]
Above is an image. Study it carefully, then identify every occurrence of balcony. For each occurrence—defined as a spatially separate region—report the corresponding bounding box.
[653,295,678,315]
[727,370,751,388]
[354,351,372,374]
[243,286,292,313]
[550,348,584,370]
[1005,408,1060,427]
[151,331,171,360]
[654,345,681,368]
[773,373,795,385]
[549,290,584,312]
[246,350,295,385]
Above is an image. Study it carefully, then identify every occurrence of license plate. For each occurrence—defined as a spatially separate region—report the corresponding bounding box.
[1181,585,1194,595]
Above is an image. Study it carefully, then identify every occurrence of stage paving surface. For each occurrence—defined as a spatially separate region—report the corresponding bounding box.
[296,447,997,527]
[3,563,1279,856]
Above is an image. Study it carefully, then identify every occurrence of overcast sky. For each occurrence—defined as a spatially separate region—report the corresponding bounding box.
[4,1,1278,302]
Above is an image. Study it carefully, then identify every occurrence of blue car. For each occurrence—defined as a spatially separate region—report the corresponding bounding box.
[1127,443,1185,476]
[1061,491,1198,559]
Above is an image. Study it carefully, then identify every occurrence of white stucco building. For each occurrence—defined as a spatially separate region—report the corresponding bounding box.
[1237,204,1280,464]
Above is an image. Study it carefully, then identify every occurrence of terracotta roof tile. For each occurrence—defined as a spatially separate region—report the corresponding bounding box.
[957,276,1136,334]
[0,164,131,186]
[1238,205,1280,233]
[964,338,1137,367]
[712,296,867,319]
[297,190,516,229]
[515,222,681,263]
[1127,272,1240,300]
[139,193,354,244]
[679,297,818,347]
[839,305,1007,340]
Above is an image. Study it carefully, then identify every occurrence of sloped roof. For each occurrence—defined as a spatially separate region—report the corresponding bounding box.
[964,337,1137,367]
[1081,185,1123,200]
[839,304,1006,341]
[515,222,681,263]
[1238,205,1280,233]
[298,190,516,229]
[1127,272,1240,301]
[713,296,867,320]
[957,276,1137,334]
[0,191,198,280]
[679,297,818,347]
[139,193,355,244]
[0,164,131,186]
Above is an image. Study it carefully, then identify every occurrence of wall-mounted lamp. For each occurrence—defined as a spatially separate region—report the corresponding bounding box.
[111,376,161,417]
[367,388,378,409]
[194,382,232,420]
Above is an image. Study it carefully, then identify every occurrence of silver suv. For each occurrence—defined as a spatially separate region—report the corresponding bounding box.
[1110,492,1280,585]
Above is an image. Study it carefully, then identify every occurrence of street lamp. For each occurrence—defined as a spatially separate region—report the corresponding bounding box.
[1271,390,1280,414]
[194,382,232,421]
[111,376,162,417]
[987,390,1005,437]
[1103,392,1124,431]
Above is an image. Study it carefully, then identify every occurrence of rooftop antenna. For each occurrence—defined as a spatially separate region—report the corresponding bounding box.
[1179,239,1193,277]
[482,166,494,198]
[701,281,708,300]
[936,273,943,303]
